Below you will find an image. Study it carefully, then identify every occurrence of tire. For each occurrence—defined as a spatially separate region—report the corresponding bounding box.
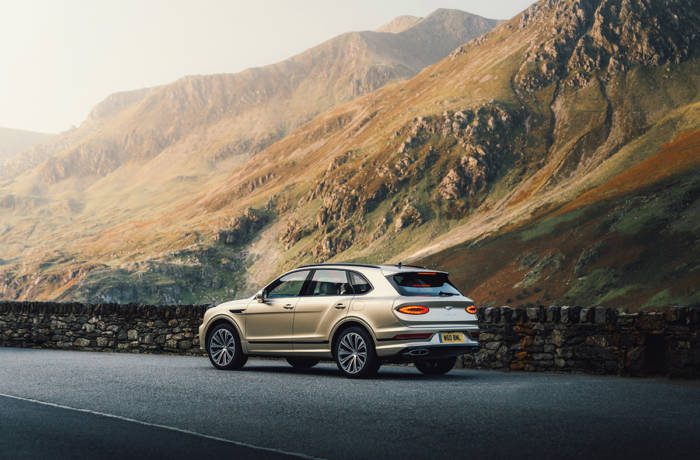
[286,357,320,369]
[414,357,457,375]
[334,326,380,379]
[206,323,248,370]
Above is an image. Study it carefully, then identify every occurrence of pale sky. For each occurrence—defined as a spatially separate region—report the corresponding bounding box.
[0,0,535,133]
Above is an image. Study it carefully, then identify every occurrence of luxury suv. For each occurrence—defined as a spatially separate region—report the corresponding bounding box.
[199,263,479,378]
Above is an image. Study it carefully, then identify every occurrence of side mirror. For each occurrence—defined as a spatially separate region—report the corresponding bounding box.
[255,292,266,303]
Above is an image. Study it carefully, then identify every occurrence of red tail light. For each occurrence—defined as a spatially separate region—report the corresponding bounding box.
[466,305,477,314]
[397,305,429,315]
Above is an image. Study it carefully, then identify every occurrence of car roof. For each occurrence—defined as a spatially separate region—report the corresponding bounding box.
[296,263,447,275]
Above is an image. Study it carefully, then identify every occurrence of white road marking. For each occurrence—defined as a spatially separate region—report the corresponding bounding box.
[0,392,324,460]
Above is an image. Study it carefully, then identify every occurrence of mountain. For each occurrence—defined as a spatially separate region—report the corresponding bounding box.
[0,9,497,302]
[2,0,698,310]
[0,127,53,162]
[376,15,423,33]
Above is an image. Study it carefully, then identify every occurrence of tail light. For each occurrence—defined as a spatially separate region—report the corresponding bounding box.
[466,305,477,314]
[397,305,429,315]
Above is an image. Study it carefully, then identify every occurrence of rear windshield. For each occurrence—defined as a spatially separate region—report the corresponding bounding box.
[390,272,462,297]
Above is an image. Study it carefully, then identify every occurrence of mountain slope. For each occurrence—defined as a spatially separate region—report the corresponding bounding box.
[0,127,53,162]
[0,9,498,301]
[2,0,698,310]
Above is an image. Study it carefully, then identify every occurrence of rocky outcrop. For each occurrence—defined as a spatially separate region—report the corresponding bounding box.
[422,104,521,211]
[515,0,700,92]
[394,202,423,231]
[280,218,311,249]
[218,207,270,246]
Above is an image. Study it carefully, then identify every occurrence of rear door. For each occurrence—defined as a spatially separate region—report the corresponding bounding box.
[292,269,353,349]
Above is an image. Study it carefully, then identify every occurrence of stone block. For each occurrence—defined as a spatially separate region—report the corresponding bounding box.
[526,307,540,322]
[594,307,608,324]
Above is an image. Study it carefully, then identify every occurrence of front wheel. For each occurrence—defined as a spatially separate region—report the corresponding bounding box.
[286,357,320,369]
[415,357,457,375]
[206,323,248,370]
[334,327,380,379]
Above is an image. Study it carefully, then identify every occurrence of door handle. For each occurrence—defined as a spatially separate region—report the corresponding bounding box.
[283,304,294,310]
[334,303,346,309]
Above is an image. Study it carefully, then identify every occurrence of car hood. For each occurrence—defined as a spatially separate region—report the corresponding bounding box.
[216,298,251,310]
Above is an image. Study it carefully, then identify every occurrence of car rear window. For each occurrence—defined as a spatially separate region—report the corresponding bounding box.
[390,272,461,297]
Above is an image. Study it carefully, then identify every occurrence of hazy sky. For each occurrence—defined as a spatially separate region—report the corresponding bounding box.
[0,0,535,133]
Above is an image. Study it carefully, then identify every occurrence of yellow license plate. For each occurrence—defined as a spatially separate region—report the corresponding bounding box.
[440,332,465,343]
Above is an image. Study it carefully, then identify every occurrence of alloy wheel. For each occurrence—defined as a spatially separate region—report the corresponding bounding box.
[209,328,236,367]
[337,332,368,374]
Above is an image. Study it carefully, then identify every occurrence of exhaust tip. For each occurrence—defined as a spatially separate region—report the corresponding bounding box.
[406,348,430,356]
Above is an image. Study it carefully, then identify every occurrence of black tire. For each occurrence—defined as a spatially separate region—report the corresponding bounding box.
[334,326,380,379]
[286,357,320,369]
[206,323,248,370]
[414,357,457,375]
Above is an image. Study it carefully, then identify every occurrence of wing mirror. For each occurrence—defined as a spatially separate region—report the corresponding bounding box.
[254,292,266,303]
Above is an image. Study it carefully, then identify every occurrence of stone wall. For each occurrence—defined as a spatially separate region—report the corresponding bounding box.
[463,306,700,378]
[1,302,698,377]
[0,302,207,355]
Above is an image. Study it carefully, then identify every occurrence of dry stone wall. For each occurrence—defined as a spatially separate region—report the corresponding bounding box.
[0,302,206,355]
[463,306,699,378]
[0,302,698,377]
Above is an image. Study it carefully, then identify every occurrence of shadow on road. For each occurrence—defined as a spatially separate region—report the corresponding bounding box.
[231,363,474,381]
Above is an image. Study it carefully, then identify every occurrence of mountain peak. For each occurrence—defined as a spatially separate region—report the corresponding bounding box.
[376,15,422,33]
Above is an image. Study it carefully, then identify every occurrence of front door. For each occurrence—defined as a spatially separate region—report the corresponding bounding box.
[293,269,352,351]
[245,269,311,354]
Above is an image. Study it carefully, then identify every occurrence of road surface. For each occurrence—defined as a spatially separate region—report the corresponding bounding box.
[0,349,698,459]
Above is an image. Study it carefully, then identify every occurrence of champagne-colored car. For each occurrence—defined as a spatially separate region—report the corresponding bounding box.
[199,263,479,378]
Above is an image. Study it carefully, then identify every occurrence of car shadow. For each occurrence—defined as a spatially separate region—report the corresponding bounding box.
[236,363,474,381]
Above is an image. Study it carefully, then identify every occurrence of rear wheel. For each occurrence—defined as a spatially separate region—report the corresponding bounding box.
[415,357,457,375]
[334,327,380,379]
[206,323,247,370]
[286,357,320,369]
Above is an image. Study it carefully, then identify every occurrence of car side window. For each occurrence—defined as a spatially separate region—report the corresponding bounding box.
[265,270,310,298]
[349,272,372,294]
[307,269,353,296]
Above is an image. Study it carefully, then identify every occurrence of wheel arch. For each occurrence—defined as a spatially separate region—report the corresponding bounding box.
[330,317,376,358]
[203,315,244,345]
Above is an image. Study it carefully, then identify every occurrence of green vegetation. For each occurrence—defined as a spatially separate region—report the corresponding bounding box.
[520,208,586,241]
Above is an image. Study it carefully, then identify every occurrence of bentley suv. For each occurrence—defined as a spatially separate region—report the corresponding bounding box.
[199,263,479,378]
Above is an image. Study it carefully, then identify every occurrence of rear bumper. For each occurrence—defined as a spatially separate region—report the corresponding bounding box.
[374,328,480,359]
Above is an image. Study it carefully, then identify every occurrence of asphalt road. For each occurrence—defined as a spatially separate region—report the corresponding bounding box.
[0,349,698,460]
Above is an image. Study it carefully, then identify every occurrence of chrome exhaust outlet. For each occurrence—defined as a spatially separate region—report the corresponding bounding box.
[406,348,429,356]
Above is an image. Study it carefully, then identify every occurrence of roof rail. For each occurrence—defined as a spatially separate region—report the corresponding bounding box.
[297,262,381,270]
